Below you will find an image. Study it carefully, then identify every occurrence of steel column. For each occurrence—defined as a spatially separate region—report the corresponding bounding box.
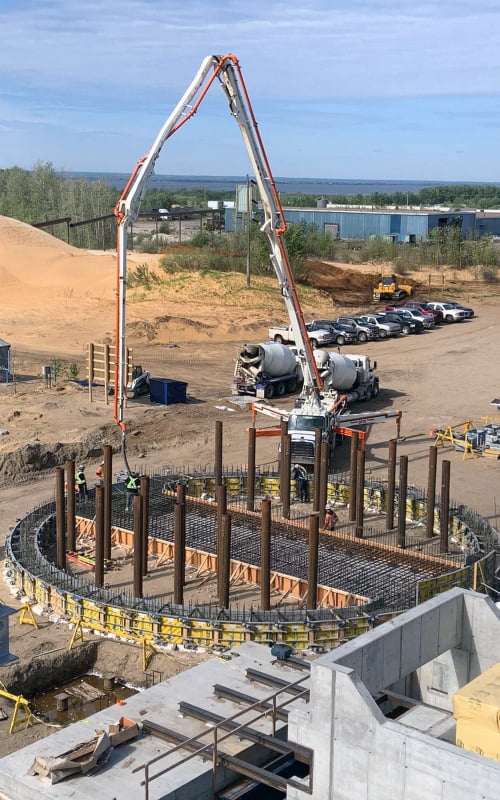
[174,502,186,605]
[214,420,223,486]
[65,459,76,552]
[313,427,322,513]
[133,494,143,599]
[307,514,319,609]
[386,438,397,530]
[247,427,256,512]
[440,459,450,553]
[281,433,291,519]
[426,445,438,538]
[55,467,66,570]
[103,445,112,560]
[349,431,359,521]
[319,441,329,528]
[398,455,408,549]
[219,514,232,608]
[260,498,271,610]
[141,475,150,576]
[280,419,287,506]
[355,447,365,538]
[94,486,105,588]
[216,484,227,596]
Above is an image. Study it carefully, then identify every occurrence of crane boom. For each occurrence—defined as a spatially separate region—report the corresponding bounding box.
[113,53,322,441]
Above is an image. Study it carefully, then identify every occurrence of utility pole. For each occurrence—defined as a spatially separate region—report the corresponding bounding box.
[246,174,251,288]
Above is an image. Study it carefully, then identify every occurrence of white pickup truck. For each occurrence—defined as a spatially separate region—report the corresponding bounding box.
[268,323,333,349]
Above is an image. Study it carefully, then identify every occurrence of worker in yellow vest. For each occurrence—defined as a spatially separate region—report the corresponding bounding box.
[125,472,141,511]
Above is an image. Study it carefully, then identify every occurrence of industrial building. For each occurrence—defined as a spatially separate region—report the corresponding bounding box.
[224,205,500,242]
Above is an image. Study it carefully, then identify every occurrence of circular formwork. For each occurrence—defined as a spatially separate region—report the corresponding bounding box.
[4,470,498,650]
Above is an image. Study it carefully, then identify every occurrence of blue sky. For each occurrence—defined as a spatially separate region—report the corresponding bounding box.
[1,0,500,181]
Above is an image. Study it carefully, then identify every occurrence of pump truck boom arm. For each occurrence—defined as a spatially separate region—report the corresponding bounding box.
[113,53,322,436]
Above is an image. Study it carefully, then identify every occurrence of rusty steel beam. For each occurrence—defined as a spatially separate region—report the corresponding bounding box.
[214,420,223,486]
[426,445,438,538]
[386,438,397,530]
[219,514,232,608]
[281,433,291,519]
[141,474,150,576]
[216,483,227,597]
[55,467,66,570]
[319,441,329,528]
[103,446,112,560]
[65,459,76,552]
[247,426,256,512]
[260,498,271,610]
[307,514,319,609]
[349,431,359,522]
[94,486,105,588]
[398,455,408,549]
[440,459,451,553]
[174,502,185,605]
[133,494,143,599]
[355,447,365,538]
[313,427,322,513]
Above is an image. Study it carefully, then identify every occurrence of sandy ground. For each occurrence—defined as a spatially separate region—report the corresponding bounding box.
[0,214,499,756]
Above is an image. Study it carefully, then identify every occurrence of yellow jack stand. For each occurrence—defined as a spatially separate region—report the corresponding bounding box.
[68,618,85,650]
[142,638,158,671]
[0,682,36,735]
[19,604,38,629]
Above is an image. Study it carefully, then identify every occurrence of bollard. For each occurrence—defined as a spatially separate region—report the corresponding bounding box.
[174,502,185,605]
[355,447,365,538]
[214,420,223,487]
[141,475,150,576]
[219,514,232,609]
[247,426,256,512]
[440,459,451,553]
[281,433,291,519]
[133,494,144,599]
[55,467,66,570]
[65,459,76,553]
[349,431,359,522]
[319,441,329,528]
[398,455,408,549]
[313,427,322,513]
[103,446,113,561]
[426,445,438,538]
[94,486,105,588]
[307,514,319,609]
[260,498,271,611]
[386,438,397,530]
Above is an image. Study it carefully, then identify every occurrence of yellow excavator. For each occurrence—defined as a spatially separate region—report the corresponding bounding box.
[372,274,413,301]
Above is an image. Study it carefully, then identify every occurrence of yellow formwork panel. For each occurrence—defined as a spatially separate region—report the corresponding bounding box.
[345,615,371,639]
[65,594,81,620]
[261,477,280,495]
[132,612,155,639]
[218,624,246,647]
[81,598,100,627]
[158,616,184,642]
[329,482,350,505]
[34,579,49,607]
[49,588,65,615]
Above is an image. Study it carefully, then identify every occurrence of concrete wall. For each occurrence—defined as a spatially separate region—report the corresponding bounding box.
[287,589,500,800]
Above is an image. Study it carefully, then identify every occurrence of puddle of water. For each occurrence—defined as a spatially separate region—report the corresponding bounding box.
[32,673,138,725]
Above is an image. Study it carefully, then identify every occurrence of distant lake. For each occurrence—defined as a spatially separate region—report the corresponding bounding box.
[69,172,496,197]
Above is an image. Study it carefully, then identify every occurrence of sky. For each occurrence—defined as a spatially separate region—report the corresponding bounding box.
[1,0,500,181]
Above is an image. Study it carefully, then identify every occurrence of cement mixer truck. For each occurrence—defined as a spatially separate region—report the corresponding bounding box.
[232,341,303,398]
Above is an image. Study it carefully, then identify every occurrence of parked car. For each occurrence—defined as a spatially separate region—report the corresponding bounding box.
[426,302,468,323]
[359,313,402,338]
[441,301,475,318]
[380,311,424,335]
[335,316,380,342]
[386,306,434,329]
[404,300,443,324]
[312,320,358,346]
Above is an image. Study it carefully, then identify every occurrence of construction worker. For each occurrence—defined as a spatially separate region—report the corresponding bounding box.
[323,503,339,532]
[96,460,104,486]
[292,463,309,502]
[75,464,87,502]
[125,472,141,511]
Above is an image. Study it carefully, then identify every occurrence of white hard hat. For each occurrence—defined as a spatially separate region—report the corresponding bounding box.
[325,503,332,510]
[79,464,85,470]
[100,460,105,466]
[293,464,299,469]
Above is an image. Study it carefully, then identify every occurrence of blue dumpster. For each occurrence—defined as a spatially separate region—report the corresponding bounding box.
[149,378,188,406]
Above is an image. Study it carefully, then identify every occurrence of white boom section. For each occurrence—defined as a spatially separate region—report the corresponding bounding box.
[113,54,322,430]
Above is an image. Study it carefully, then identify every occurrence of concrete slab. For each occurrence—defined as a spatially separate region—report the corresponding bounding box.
[0,642,308,800]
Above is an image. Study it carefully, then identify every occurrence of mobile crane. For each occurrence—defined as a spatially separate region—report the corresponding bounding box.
[113,54,399,471]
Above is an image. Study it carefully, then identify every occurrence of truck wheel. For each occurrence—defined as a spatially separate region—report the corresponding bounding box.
[358,332,368,343]
[335,335,346,346]
[276,381,286,397]
[264,383,274,399]
[310,338,318,349]
[274,335,284,344]
[445,314,453,323]
[287,377,298,393]
[371,382,380,398]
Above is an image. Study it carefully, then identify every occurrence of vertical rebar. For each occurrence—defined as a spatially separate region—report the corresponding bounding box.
[174,502,185,605]
[133,494,143,599]
[355,447,365,538]
[55,467,66,570]
[103,445,112,560]
[260,498,271,611]
[313,427,322,513]
[307,514,319,609]
[141,475,150,576]
[219,514,231,608]
[398,455,408,549]
[281,433,291,519]
[319,441,329,528]
[440,459,450,553]
[349,431,359,522]
[65,459,76,552]
[386,438,397,530]
[426,445,438,538]
[216,484,227,596]
[214,420,223,486]
[247,426,256,512]
[94,486,104,588]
